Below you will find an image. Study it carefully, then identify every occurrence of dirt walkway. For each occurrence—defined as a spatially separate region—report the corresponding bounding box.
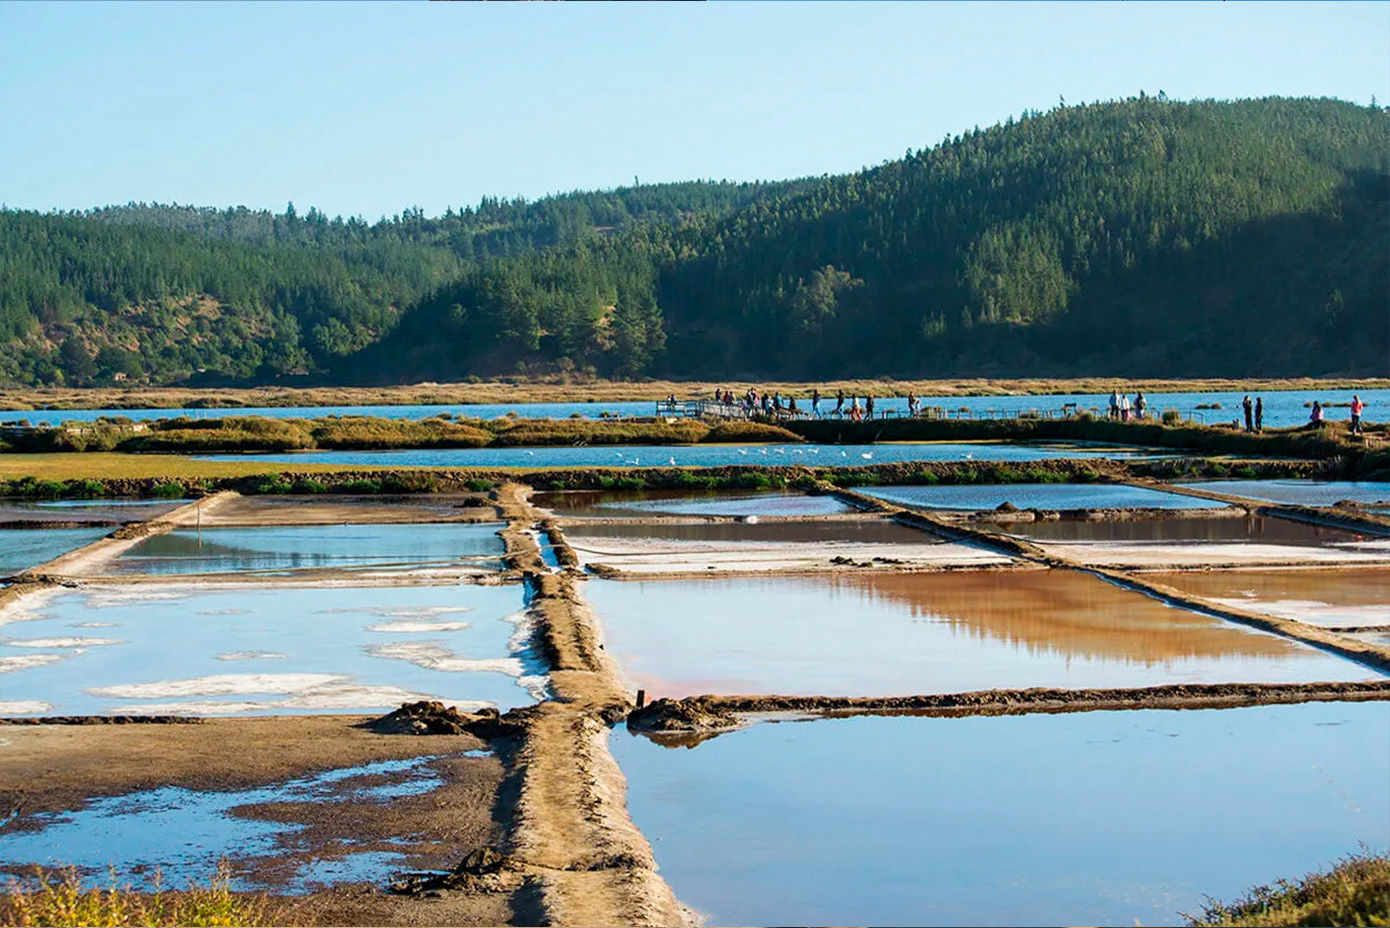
[490,482,686,926]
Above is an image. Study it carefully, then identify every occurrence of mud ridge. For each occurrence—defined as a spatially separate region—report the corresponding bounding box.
[488,482,688,926]
[628,681,1390,735]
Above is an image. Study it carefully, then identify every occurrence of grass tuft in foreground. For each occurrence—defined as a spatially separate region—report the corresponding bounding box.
[1186,851,1390,927]
[1,864,287,927]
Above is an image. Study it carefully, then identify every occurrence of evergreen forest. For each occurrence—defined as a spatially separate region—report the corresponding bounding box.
[2,96,1386,386]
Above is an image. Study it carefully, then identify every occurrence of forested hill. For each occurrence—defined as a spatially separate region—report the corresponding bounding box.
[4,96,1387,386]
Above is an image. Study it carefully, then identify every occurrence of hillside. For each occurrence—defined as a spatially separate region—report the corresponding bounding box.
[3,96,1387,386]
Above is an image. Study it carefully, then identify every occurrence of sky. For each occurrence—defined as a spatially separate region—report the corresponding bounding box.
[1,1,1387,220]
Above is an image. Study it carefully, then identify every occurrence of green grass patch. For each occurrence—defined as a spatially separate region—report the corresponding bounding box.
[1186,851,1389,927]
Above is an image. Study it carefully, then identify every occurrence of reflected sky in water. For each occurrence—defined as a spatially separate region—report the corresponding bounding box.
[865,483,1223,511]
[1153,567,1390,628]
[0,527,110,576]
[0,583,542,715]
[110,523,504,575]
[612,702,1390,927]
[585,572,1377,699]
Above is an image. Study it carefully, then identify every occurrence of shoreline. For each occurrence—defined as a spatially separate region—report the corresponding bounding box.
[3,376,1387,411]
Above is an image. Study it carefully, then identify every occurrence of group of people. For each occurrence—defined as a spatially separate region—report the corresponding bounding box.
[1297,394,1366,434]
[713,387,897,420]
[1106,390,1148,420]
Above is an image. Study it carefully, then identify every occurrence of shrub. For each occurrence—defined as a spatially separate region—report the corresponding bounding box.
[289,479,327,494]
[1162,408,1183,426]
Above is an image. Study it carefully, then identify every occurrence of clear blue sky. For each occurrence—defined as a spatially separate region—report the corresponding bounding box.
[1,1,1386,220]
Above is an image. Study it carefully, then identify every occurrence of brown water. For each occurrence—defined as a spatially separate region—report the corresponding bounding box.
[1152,567,1390,627]
[584,571,1375,699]
[1007,513,1370,545]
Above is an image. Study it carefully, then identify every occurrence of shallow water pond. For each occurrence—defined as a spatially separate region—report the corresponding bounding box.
[109,523,505,575]
[196,440,1172,469]
[1008,513,1373,545]
[1174,479,1390,508]
[0,753,473,891]
[1151,567,1390,628]
[0,527,111,576]
[864,482,1224,511]
[533,488,851,519]
[0,499,188,525]
[612,701,1390,927]
[584,572,1375,699]
[0,583,543,716]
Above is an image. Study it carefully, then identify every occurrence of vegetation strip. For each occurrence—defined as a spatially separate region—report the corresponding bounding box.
[627,681,1390,734]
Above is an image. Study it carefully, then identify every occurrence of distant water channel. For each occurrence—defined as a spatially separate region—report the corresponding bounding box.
[4,388,1384,429]
[612,702,1390,927]
[196,441,1172,469]
[863,483,1221,511]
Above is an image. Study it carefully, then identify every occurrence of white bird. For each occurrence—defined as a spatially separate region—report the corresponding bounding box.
[861,452,874,459]
[524,450,534,455]
[668,457,676,466]
[759,449,768,455]
[739,449,748,455]
[808,448,819,454]
[774,448,785,454]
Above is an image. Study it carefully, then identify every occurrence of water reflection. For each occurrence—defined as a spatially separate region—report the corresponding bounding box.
[611,703,1390,927]
[1008,513,1371,545]
[0,754,476,891]
[584,572,1374,700]
[1152,567,1390,628]
[865,483,1224,511]
[533,489,851,519]
[563,519,941,545]
[1174,479,1390,508]
[0,527,111,576]
[0,584,542,716]
[110,523,505,575]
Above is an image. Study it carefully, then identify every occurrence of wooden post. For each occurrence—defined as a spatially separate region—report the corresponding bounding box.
[636,689,646,709]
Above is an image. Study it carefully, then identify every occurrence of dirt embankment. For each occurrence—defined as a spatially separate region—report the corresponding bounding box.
[487,482,687,926]
[628,681,1390,738]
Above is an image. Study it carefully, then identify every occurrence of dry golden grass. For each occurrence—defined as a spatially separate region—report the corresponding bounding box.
[3,376,1386,411]
[0,453,354,481]
[1186,851,1389,927]
[1,865,288,927]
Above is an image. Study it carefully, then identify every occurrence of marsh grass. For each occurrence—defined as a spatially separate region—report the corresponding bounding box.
[1185,851,1390,927]
[1,864,287,927]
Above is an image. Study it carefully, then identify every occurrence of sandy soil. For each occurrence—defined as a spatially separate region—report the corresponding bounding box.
[0,716,511,926]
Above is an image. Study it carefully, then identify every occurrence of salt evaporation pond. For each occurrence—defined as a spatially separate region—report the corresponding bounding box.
[195,440,1171,469]
[612,701,1390,927]
[5,387,1384,428]
[1174,479,1390,508]
[863,482,1222,511]
[0,498,189,525]
[1003,514,1390,567]
[0,527,110,576]
[533,488,851,519]
[584,572,1375,699]
[0,583,544,716]
[1151,567,1390,628]
[108,522,505,575]
[562,519,1005,574]
[0,754,465,891]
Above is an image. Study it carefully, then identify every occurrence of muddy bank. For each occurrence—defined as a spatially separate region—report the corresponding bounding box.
[486,482,687,926]
[627,681,1390,736]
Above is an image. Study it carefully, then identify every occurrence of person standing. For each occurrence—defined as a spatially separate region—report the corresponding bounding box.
[1242,395,1254,432]
[1119,393,1131,421]
[865,395,875,419]
[1109,390,1120,420]
[1351,394,1365,435]
[835,389,845,416]
[1310,400,1324,425]
[1134,392,1147,420]
[812,388,821,418]
[1254,396,1264,433]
